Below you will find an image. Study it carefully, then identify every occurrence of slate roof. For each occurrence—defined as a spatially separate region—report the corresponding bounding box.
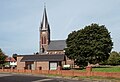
[47,40,66,51]
[20,54,65,62]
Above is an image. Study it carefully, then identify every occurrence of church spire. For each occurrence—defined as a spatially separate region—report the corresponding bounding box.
[39,5,50,54]
[41,4,49,30]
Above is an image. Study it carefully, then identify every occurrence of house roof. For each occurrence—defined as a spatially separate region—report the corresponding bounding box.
[20,54,65,62]
[48,40,66,51]
[5,57,16,62]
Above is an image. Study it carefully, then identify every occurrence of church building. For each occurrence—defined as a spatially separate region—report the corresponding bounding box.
[39,6,66,55]
[17,6,74,70]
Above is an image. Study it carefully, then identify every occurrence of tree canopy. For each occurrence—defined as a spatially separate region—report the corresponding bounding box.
[107,51,120,65]
[0,48,7,66]
[65,23,113,66]
[12,53,18,60]
[0,48,5,56]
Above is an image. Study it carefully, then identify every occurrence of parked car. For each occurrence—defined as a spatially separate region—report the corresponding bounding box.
[62,64,71,70]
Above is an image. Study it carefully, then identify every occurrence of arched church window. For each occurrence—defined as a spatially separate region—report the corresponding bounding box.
[44,36,46,44]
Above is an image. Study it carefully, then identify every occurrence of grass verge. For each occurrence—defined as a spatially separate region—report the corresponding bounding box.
[92,66,120,72]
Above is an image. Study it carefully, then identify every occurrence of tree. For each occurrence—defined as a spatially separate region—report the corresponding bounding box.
[65,23,113,67]
[107,51,120,65]
[0,48,7,67]
[12,53,17,60]
[0,48,4,56]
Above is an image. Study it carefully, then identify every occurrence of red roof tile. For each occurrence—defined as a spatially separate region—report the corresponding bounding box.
[5,57,16,62]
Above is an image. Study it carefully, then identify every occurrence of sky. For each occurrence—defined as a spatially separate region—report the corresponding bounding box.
[0,0,120,56]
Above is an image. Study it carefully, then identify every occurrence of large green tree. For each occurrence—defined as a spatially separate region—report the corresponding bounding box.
[0,48,6,67]
[65,23,113,66]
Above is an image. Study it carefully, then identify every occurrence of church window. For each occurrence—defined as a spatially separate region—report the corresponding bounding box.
[41,36,46,44]
[44,36,46,44]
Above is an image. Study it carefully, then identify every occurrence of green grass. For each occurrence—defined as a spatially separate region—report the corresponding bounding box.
[92,66,120,72]
[74,66,120,72]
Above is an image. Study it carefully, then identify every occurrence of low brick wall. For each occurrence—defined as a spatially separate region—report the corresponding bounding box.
[0,68,120,78]
[91,72,120,78]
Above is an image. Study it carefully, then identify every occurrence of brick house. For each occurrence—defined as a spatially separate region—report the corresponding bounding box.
[5,57,17,67]
[17,6,74,70]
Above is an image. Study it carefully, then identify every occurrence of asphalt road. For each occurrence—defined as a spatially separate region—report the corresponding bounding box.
[0,73,86,82]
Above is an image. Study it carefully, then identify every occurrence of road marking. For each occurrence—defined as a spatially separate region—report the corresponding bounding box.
[0,74,12,77]
[32,79,53,82]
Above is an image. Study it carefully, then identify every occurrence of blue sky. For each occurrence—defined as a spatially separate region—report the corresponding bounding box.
[0,0,120,56]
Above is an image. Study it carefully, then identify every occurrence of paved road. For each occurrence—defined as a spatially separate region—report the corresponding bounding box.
[0,73,86,82]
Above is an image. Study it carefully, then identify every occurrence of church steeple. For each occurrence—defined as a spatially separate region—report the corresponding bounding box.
[40,5,49,31]
[40,5,50,54]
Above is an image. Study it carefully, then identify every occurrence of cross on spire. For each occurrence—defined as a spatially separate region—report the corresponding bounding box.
[44,2,46,9]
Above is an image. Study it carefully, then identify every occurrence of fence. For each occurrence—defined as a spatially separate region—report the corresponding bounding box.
[0,67,120,78]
